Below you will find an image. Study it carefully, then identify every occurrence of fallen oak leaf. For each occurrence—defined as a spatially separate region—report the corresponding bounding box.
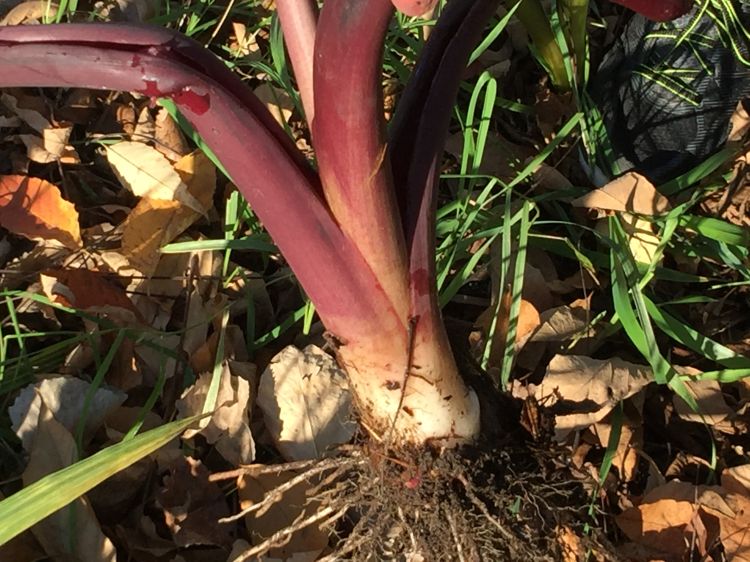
[176,361,256,466]
[533,354,653,440]
[40,268,141,321]
[257,345,356,461]
[23,402,117,561]
[722,465,750,496]
[721,493,750,561]
[572,171,671,216]
[106,140,204,212]
[0,175,81,249]
[120,149,216,275]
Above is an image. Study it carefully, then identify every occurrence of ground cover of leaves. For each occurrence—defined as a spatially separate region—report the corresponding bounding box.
[1,1,750,561]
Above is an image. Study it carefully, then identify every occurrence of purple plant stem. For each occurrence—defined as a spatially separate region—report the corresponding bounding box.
[276,0,318,123]
[389,0,501,356]
[0,25,404,345]
[312,0,411,323]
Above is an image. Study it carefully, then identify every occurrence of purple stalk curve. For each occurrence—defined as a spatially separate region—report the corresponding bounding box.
[313,0,411,321]
[389,0,501,330]
[0,24,403,344]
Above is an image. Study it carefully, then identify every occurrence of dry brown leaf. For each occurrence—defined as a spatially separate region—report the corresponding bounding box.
[18,124,79,164]
[173,149,216,213]
[721,493,750,560]
[535,88,574,142]
[673,376,733,426]
[257,345,356,461]
[729,101,750,142]
[0,0,57,24]
[154,107,189,161]
[177,361,256,465]
[572,171,671,215]
[556,526,586,562]
[230,22,262,59]
[237,468,328,561]
[156,456,233,548]
[592,417,642,482]
[120,198,183,273]
[254,83,295,127]
[120,150,216,274]
[619,212,661,265]
[445,131,535,184]
[106,141,203,212]
[0,91,49,132]
[533,354,653,440]
[0,175,81,248]
[23,402,117,561]
[9,375,126,450]
[39,268,140,320]
[474,296,540,371]
[617,498,700,557]
[533,163,574,192]
[723,465,750,497]
[530,305,593,343]
[0,114,21,127]
[129,105,153,139]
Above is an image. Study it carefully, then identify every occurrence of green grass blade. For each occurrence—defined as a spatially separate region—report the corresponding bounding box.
[0,415,202,545]
[644,297,750,369]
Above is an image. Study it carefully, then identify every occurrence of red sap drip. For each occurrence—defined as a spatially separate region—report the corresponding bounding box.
[410,267,430,298]
[141,80,162,98]
[130,54,141,68]
[173,88,210,115]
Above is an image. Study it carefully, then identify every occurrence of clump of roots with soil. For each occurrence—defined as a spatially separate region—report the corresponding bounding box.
[235,432,616,561]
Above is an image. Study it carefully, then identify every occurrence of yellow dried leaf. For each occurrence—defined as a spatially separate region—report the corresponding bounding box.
[106,141,203,212]
[0,175,81,249]
[120,197,190,274]
[120,150,215,274]
[254,83,294,127]
[620,212,661,265]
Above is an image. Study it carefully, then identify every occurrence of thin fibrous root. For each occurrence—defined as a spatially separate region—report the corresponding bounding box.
[232,505,350,562]
[219,456,363,523]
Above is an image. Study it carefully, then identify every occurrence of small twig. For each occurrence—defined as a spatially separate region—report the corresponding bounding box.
[384,315,419,448]
[219,456,361,523]
[207,0,236,46]
[209,457,328,482]
[444,506,466,562]
[232,505,349,562]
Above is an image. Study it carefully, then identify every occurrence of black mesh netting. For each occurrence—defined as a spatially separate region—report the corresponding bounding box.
[591,1,750,183]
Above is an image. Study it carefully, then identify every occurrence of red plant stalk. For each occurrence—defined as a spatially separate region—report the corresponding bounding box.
[275,0,318,122]
[0,0,498,445]
[611,0,693,20]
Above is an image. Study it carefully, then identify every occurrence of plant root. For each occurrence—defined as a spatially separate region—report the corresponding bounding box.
[230,443,620,561]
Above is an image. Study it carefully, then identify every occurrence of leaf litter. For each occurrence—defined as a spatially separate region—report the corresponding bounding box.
[0,5,750,562]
